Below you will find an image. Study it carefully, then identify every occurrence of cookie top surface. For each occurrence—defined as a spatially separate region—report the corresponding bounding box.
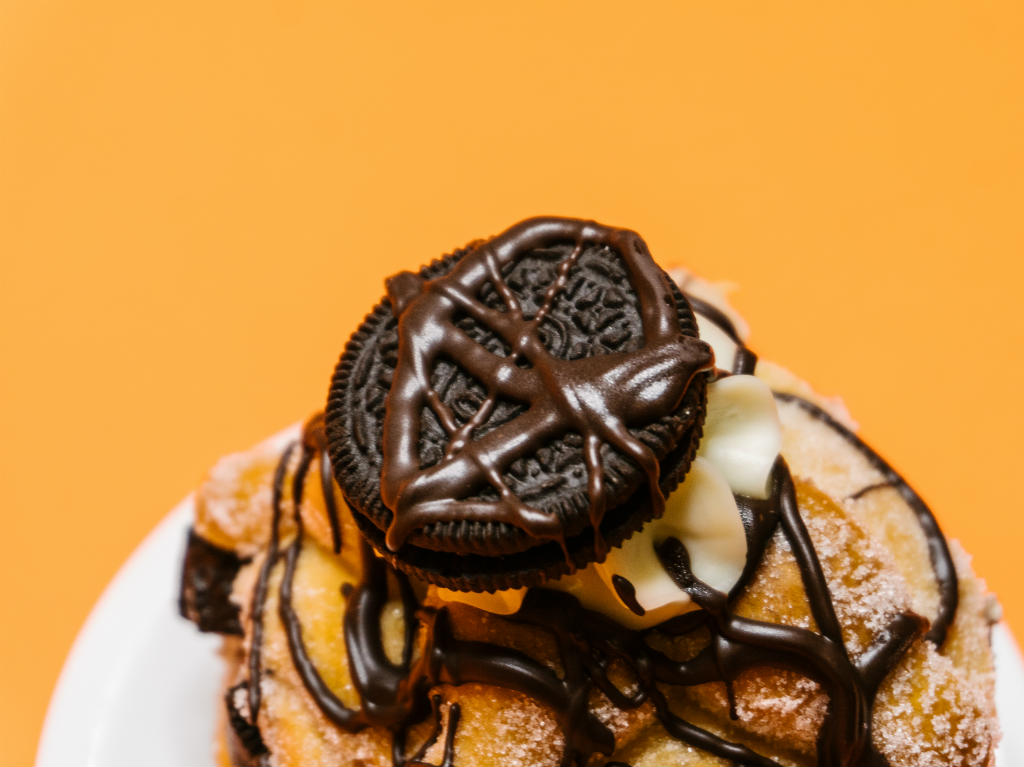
[326,217,713,590]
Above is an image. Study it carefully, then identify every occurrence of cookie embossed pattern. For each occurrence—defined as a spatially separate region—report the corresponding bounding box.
[39,217,1017,767]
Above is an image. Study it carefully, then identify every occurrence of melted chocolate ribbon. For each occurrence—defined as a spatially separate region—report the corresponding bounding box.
[243,401,950,766]
[235,244,958,765]
[379,218,712,554]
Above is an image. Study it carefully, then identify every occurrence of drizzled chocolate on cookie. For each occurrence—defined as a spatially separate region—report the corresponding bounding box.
[327,217,712,591]
[180,216,970,767]
[380,218,710,553]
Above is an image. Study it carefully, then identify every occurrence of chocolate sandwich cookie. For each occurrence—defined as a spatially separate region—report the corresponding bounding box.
[326,217,713,591]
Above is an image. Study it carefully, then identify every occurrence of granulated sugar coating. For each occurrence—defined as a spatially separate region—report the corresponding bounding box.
[873,638,997,767]
[181,265,1000,766]
[195,428,300,557]
[870,542,1000,767]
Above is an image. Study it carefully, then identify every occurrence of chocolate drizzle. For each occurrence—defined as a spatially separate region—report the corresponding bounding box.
[234,404,952,766]
[379,218,712,555]
[246,439,296,724]
[682,292,758,376]
[307,410,345,555]
[773,392,959,647]
[849,480,900,501]
[611,574,646,617]
[394,695,461,767]
[223,227,963,766]
[279,435,363,729]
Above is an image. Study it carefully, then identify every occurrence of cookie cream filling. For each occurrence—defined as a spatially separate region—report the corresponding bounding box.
[438,307,782,629]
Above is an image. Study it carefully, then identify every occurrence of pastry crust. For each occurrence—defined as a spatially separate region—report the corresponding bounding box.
[183,275,999,767]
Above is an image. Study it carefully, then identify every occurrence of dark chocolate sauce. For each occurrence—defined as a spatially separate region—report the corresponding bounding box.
[773,392,958,646]
[848,480,899,501]
[243,413,946,766]
[233,226,959,765]
[306,410,344,554]
[772,458,845,645]
[246,440,296,725]
[379,218,712,553]
[393,694,445,766]
[398,698,460,767]
[278,435,365,729]
[438,702,461,767]
[611,574,646,617]
[681,292,758,375]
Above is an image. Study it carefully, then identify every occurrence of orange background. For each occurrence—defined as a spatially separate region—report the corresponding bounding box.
[2,2,1023,763]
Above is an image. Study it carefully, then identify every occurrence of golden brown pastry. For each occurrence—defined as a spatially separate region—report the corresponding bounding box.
[179,217,999,766]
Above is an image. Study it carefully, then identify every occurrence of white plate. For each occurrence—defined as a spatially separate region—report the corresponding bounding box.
[37,495,1024,766]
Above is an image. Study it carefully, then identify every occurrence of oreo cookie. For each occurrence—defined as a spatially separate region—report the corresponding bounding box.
[326,217,712,592]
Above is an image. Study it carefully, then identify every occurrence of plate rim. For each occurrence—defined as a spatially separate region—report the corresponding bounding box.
[36,496,198,766]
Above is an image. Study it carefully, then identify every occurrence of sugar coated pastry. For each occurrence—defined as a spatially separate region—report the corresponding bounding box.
[179,217,1000,766]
